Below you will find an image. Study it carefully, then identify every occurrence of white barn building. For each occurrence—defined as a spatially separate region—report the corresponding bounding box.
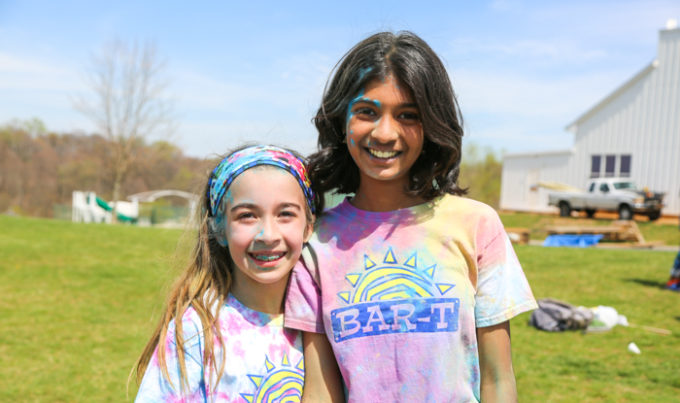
[500,22,680,217]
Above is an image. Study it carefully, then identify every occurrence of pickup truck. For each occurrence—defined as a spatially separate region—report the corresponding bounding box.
[547,178,664,220]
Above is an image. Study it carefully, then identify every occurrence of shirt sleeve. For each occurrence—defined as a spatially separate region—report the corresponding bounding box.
[474,210,538,327]
[285,249,326,333]
[135,312,207,402]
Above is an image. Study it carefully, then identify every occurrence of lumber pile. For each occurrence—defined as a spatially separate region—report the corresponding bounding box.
[506,227,530,245]
[544,220,662,248]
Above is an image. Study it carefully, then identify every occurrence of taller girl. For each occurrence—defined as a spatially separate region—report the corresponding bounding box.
[286,31,537,402]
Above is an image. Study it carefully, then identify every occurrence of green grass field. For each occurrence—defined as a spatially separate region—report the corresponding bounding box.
[1,214,679,401]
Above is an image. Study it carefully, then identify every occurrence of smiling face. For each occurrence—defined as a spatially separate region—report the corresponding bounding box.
[223,166,312,310]
[346,74,424,192]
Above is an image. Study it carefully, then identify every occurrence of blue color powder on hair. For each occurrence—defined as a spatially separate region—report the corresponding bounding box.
[358,66,373,81]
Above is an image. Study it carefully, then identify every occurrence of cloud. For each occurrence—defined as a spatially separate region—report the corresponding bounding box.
[170,49,332,113]
[0,45,331,158]
[448,37,609,67]
[0,52,83,91]
[175,118,318,158]
[167,50,335,157]
[453,66,633,120]
[0,52,53,74]
[451,65,645,154]
[465,123,573,154]
[0,51,91,132]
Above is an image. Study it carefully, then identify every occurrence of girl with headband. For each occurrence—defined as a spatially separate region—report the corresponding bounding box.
[134,145,337,401]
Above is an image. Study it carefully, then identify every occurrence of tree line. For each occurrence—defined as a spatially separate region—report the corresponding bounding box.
[458,142,503,209]
[0,119,213,218]
[1,119,502,218]
[1,38,501,219]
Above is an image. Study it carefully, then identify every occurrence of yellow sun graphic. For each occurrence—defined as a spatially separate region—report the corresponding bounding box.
[337,247,455,304]
[240,354,304,403]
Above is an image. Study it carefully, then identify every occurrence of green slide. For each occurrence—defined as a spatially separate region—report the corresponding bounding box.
[94,195,137,223]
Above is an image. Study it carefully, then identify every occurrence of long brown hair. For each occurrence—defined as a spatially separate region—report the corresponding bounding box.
[133,145,321,395]
[134,179,232,393]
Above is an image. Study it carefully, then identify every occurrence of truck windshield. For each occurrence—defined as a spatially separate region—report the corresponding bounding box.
[613,182,636,190]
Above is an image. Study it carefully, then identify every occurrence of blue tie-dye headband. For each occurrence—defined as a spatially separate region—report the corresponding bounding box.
[207,145,315,217]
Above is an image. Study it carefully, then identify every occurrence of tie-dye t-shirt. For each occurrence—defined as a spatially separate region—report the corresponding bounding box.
[136,294,304,403]
[285,195,537,402]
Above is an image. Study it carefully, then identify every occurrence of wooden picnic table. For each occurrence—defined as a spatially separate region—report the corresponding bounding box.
[544,221,645,243]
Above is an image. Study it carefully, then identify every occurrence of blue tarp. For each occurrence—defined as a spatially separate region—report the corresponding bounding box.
[543,234,604,248]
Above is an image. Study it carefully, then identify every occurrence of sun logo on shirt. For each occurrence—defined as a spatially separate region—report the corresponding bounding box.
[240,354,304,403]
[337,247,455,304]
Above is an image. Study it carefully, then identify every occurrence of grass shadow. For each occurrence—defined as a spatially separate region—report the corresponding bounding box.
[623,278,667,289]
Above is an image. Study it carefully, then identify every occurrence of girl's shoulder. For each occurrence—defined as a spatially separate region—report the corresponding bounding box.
[313,194,501,227]
[164,298,244,348]
[161,306,205,350]
[436,196,509,247]
[432,194,501,221]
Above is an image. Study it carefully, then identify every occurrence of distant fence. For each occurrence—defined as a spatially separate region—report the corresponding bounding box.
[53,203,190,226]
[53,204,71,221]
[145,205,191,225]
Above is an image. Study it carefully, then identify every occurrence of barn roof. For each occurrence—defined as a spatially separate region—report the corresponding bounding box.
[565,61,657,133]
[566,24,680,133]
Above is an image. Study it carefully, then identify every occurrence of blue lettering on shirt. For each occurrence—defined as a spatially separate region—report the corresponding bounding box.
[330,298,460,342]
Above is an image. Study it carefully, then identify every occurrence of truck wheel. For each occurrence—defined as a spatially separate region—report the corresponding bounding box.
[618,205,633,220]
[647,211,660,221]
[558,201,571,217]
[585,209,596,218]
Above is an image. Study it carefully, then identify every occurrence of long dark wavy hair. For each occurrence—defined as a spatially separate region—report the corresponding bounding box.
[309,31,466,201]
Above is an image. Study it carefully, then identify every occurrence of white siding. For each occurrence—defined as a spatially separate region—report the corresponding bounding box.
[500,151,572,212]
[501,27,680,216]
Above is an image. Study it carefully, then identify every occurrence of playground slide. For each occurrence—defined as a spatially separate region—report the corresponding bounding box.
[94,195,137,223]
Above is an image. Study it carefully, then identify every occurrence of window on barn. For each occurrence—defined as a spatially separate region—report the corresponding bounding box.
[605,155,616,177]
[620,155,631,177]
[590,155,601,178]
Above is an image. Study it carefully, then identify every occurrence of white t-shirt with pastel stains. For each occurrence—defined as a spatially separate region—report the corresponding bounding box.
[136,294,304,403]
[285,195,537,402]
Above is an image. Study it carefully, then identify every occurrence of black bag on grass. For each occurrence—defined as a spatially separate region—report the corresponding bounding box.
[529,298,593,332]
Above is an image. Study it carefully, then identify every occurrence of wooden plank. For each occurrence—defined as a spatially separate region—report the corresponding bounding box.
[544,220,644,243]
[506,227,530,245]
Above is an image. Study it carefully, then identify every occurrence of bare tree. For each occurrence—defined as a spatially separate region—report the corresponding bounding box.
[74,40,174,222]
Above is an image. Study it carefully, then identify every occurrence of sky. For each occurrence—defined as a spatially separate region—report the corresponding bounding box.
[1,0,678,159]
